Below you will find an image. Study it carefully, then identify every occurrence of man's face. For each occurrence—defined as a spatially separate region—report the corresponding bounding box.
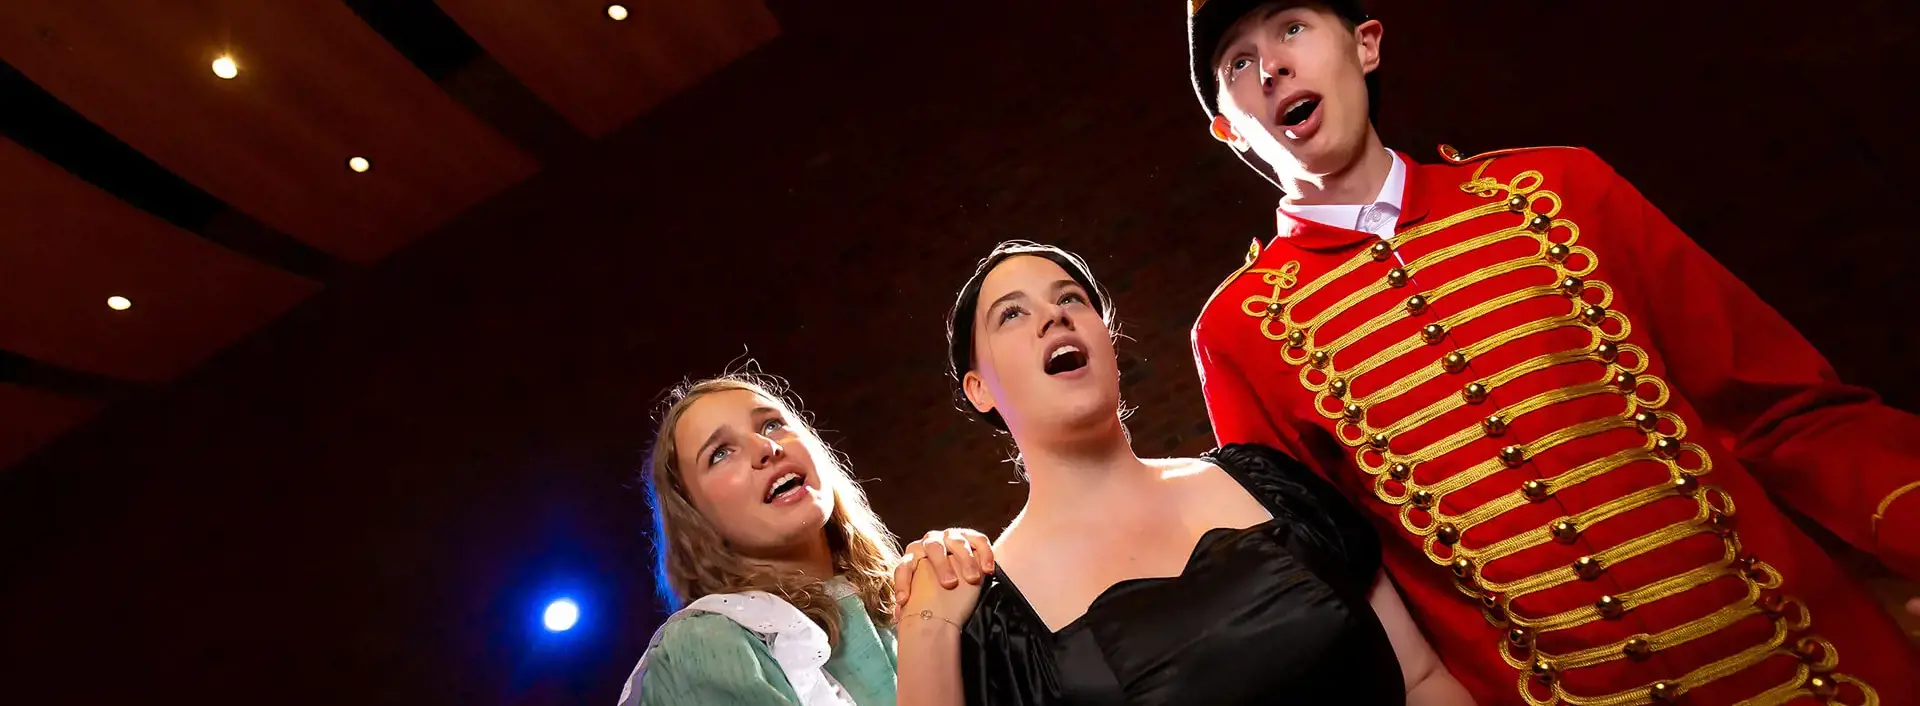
[1210,3,1382,182]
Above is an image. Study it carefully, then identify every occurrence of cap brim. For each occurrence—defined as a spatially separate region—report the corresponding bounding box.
[1187,0,1269,118]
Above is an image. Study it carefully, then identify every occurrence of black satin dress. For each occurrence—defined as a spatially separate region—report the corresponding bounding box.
[959,443,1403,705]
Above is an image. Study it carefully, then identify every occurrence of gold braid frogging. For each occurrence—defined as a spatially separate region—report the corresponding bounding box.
[1238,160,1876,706]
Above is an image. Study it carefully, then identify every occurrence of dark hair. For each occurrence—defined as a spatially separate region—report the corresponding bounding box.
[944,241,1115,431]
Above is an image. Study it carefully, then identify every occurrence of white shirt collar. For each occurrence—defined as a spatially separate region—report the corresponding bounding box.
[1278,149,1406,239]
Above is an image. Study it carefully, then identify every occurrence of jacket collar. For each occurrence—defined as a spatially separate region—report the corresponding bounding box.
[1272,150,1435,251]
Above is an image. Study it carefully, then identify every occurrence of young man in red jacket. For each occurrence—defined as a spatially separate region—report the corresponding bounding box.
[1184,1,1920,703]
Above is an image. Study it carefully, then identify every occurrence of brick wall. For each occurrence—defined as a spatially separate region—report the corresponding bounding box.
[1,1,1915,703]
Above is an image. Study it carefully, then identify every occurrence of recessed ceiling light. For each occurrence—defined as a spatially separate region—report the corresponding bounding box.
[606,4,629,21]
[348,156,370,173]
[211,55,238,80]
[107,296,132,311]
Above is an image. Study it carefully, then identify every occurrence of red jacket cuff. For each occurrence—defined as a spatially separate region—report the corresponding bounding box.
[1874,481,1920,580]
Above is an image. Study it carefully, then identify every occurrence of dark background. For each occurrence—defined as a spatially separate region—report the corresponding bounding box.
[2,1,1916,703]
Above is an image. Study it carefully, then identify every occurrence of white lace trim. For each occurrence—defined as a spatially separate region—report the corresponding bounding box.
[618,578,858,706]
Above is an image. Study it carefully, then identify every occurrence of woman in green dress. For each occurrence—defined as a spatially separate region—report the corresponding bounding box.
[617,372,986,706]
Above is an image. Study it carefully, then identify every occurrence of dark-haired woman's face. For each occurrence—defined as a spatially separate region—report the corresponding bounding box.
[963,256,1121,438]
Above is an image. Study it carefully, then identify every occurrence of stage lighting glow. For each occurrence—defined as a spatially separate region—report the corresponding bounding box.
[107,296,132,311]
[607,5,630,21]
[543,599,579,632]
[211,55,238,79]
[348,156,370,173]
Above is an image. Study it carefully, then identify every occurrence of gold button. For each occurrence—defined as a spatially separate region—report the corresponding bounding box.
[1483,413,1509,436]
[1738,555,1765,581]
[1596,595,1625,619]
[1370,241,1394,262]
[1649,681,1682,703]
[1507,195,1528,212]
[1580,304,1608,324]
[1528,214,1552,233]
[1507,627,1534,651]
[1521,479,1550,502]
[1367,433,1390,450]
[1559,276,1584,296]
[1479,594,1507,625]
[1623,636,1654,661]
[1389,462,1413,481]
[1343,403,1364,421]
[1595,341,1619,362]
[1310,350,1331,368]
[1410,489,1435,508]
[1328,378,1348,398]
[1386,268,1409,287]
[1758,592,1785,616]
[1631,410,1658,431]
[1435,523,1460,545]
[1463,383,1489,404]
[1442,351,1469,373]
[1653,436,1681,458]
[1807,675,1838,700]
[1545,243,1571,262]
[1792,637,1823,664]
[1530,658,1560,685]
[1421,323,1447,344]
[1612,371,1638,391]
[1573,556,1603,581]
[1499,445,1527,468]
[1406,293,1429,314]
[1672,474,1699,497]
[1449,557,1474,580]
[1709,509,1735,536]
[1287,330,1307,348]
[1551,519,1580,544]
[1264,300,1282,317]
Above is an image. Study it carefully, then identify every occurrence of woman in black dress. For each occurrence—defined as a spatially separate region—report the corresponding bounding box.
[901,241,1472,705]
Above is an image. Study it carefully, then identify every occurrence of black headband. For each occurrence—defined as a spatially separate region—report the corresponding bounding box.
[944,241,1113,431]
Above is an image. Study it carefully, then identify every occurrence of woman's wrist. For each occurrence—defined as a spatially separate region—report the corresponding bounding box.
[897,607,965,640]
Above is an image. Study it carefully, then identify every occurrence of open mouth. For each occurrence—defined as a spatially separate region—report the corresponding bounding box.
[1279,95,1321,127]
[1044,342,1090,376]
[763,471,806,504]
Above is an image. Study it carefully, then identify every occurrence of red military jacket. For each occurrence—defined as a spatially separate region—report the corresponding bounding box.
[1191,145,1920,705]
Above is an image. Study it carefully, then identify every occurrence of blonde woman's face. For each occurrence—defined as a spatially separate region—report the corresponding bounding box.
[672,389,834,553]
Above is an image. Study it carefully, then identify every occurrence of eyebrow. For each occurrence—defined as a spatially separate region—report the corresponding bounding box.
[692,406,781,466]
[1216,4,1299,66]
[984,279,1080,317]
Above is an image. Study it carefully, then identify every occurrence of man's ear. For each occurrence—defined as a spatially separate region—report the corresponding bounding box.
[962,370,997,416]
[1354,19,1383,74]
[1210,115,1250,152]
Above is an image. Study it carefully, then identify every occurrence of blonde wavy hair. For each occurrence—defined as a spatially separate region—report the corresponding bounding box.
[644,373,900,645]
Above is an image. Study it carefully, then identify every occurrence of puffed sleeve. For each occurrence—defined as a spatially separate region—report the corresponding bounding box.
[959,577,1060,706]
[1207,442,1382,592]
[632,615,799,706]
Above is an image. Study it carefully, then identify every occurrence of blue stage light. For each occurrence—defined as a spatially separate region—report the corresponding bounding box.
[543,598,580,632]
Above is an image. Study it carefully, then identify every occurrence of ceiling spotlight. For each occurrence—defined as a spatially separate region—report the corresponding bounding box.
[211,55,238,80]
[107,296,132,311]
[543,599,579,632]
[606,4,629,21]
[348,156,370,173]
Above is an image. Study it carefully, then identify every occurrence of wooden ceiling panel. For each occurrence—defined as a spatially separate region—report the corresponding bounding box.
[0,138,321,383]
[0,383,103,470]
[0,0,539,264]
[433,0,780,137]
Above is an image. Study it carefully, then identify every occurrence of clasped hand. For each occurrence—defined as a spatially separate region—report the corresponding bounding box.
[893,528,995,627]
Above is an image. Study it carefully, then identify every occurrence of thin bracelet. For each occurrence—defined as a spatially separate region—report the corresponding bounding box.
[915,609,961,629]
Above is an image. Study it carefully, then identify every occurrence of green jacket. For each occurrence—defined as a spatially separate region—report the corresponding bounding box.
[620,579,897,705]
